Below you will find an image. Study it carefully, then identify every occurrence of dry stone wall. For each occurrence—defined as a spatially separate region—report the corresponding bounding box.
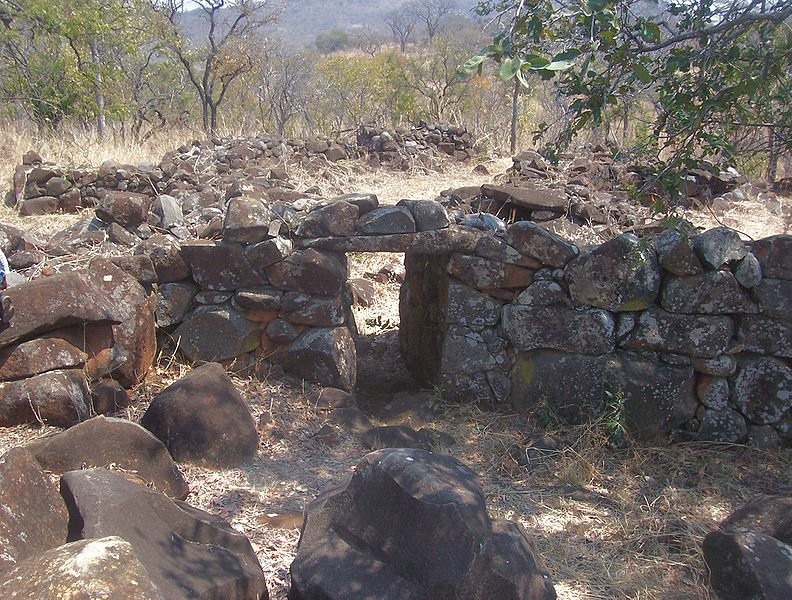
[3,139,789,448]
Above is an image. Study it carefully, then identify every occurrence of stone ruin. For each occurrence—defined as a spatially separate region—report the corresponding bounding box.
[1,136,791,599]
[1,137,791,449]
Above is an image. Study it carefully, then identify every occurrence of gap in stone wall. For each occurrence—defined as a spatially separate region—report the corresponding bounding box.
[347,251,425,416]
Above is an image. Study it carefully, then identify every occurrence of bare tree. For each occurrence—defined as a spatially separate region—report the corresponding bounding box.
[253,47,312,135]
[349,27,385,57]
[159,0,277,132]
[385,9,416,53]
[406,0,456,44]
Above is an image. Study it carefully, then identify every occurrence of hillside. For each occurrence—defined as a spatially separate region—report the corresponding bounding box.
[180,0,483,48]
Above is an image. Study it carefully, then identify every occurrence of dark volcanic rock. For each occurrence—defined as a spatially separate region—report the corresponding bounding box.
[289,448,555,600]
[60,468,268,600]
[0,447,68,574]
[140,362,259,468]
[27,415,188,499]
[0,369,91,428]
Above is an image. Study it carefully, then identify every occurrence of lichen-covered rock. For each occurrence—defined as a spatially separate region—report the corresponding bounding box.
[277,327,356,391]
[696,376,730,410]
[605,354,697,443]
[731,357,792,425]
[692,227,747,270]
[155,282,198,327]
[503,305,615,355]
[653,228,703,276]
[0,369,91,427]
[134,234,191,283]
[697,408,748,443]
[95,190,151,230]
[515,280,571,307]
[223,195,273,243]
[297,201,358,238]
[266,249,347,296]
[738,316,792,358]
[246,236,293,267]
[174,305,259,362]
[0,338,85,380]
[397,199,450,231]
[753,278,792,321]
[481,183,567,212]
[0,270,118,348]
[445,283,501,329]
[0,447,68,575]
[506,221,578,268]
[617,308,733,358]
[565,234,661,311]
[511,352,608,420]
[289,448,555,600]
[280,293,345,327]
[355,205,416,235]
[662,271,758,314]
[448,255,535,289]
[704,496,792,600]
[140,362,259,468]
[752,235,792,280]
[734,252,762,288]
[0,537,164,599]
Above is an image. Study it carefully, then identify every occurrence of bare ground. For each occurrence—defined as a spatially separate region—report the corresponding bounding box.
[1,156,791,599]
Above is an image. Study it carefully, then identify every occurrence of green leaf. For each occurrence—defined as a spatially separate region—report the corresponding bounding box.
[632,63,652,83]
[499,57,522,80]
[459,54,487,77]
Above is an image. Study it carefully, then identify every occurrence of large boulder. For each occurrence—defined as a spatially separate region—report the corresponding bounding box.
[752,235,792,280]
[289,448,555,600]
[0,338,86,380]
[27,415,188,499]
[140,362,259,468]
[0,448,68,575]
[605,353,697,443]
[0,537,164,599]
[511,352,608,420]
[703,496,792,600]
[0,270,118,348]
[661,271,758,314]
[60,468,268,600]
[565,233,661,311]
[95,190,151,230]
[447,255,535,290]
[181,240,267,290]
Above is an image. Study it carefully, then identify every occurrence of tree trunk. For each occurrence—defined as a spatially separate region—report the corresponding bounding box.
[510,78,520,155]
[89,41,106,139]
[767,126,778,183]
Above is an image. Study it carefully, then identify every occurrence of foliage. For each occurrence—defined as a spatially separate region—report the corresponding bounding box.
[315,28,349,54]
[0,0,150,128]
[464,0,792,193]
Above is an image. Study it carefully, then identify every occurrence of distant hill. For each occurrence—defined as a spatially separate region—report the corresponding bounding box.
[180,0,484,49]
